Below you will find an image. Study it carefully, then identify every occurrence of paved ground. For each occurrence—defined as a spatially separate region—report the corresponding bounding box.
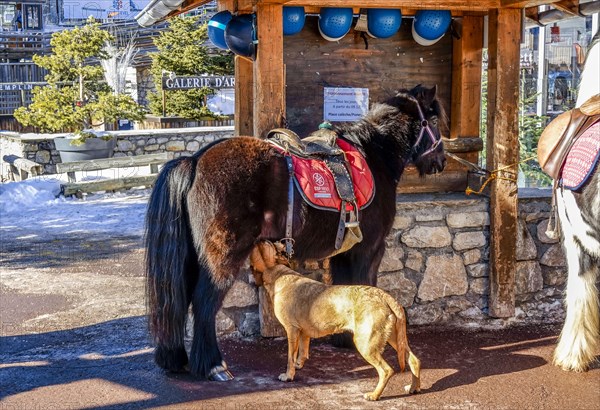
[1,234,599,410]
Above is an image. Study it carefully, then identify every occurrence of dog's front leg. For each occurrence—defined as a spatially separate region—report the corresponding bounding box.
[279,327,300,382]
[295,332,310,369]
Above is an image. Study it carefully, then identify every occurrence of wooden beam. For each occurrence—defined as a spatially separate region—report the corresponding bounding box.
[254,3,285,138]
[443,137,484,153]
[486,8,521,318]
[217,0,234,11]
[501,0,559,7]
[55,153,171,173]
[450,15,484,168]
[61,175,159,197]
[551,0,580,16]
[284,0,499,11]
[235,55,254,136]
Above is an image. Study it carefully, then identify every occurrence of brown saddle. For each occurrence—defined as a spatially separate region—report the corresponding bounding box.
[266,127,344,158]
[538,94,600,180]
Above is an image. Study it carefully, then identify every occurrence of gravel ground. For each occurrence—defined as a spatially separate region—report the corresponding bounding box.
[1,230,599,410]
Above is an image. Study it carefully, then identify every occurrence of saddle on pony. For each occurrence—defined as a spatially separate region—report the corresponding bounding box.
[538,94,600,183]
[267,127,375,256]
[538,94,600,238]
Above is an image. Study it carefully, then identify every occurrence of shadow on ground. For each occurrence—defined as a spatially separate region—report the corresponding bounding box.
[4,315,598,410]
[0,234,143,270]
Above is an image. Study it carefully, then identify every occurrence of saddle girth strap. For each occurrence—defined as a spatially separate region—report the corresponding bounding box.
[323,155,359,249]
[284,155,295,257]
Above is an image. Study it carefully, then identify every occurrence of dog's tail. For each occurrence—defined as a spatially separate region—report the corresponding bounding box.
[384,294,416,371]
[384,293,421,393]
[385,294,409,371]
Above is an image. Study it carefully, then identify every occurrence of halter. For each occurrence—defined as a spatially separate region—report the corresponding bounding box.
[411,99,442,157]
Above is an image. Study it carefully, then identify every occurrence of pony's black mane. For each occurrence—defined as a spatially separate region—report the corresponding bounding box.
[333,88,445,181]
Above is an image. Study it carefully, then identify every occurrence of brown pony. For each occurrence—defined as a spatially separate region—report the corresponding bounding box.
[144,85,446,380]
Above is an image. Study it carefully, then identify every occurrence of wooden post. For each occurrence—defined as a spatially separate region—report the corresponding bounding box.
[486,8,521,318]
[450,15,484,165]
[254,3,285,335]
[235,55,254,136]
[253,3,285,138]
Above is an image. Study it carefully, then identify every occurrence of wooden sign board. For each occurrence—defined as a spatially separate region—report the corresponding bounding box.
[161,75,235,90]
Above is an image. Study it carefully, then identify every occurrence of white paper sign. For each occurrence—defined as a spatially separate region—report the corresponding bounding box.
[323,87,369,122]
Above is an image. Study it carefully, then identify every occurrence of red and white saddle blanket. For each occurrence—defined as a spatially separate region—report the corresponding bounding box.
[561,121,600,190]
[286,139,375,212]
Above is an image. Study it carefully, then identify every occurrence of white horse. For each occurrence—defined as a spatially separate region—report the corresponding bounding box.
[552,32,600,372]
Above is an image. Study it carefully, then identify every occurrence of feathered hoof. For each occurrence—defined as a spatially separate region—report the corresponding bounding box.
[208,362,234,381]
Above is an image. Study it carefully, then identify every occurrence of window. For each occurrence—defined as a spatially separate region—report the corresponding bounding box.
[23,3,42,30]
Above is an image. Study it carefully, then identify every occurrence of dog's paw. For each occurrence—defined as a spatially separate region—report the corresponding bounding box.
[405,384,420,394]
[278,373,293,382]
[363,392,380,401]
[294,361,305,370]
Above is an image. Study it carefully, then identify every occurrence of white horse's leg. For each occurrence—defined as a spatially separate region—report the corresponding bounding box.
[554,187,600,372]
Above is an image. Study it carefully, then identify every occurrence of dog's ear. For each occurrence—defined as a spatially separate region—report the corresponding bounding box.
[250,245,268,272]
[259,241,279,268]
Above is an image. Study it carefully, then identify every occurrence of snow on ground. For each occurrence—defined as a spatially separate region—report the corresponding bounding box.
[0,172,151,241]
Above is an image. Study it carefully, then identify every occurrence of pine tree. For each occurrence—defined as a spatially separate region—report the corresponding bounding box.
[148,15,234,120]
[14,17,144,134]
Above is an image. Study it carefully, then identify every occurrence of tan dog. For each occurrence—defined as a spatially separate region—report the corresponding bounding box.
[250,241,421,401]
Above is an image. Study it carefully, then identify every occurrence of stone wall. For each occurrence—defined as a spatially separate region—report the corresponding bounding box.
[0,127,234,179]
[136,66,155,109]
[215,189,567,338]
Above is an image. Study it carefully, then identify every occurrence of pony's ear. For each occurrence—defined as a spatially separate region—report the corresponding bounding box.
[423,85,438,107]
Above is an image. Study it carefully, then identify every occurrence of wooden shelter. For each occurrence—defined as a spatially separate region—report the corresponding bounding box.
[136,0,590,319]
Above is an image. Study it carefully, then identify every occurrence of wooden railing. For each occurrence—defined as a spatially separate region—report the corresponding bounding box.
[0,82,46,116]
[57,152,172,197]
[0,31,51,59]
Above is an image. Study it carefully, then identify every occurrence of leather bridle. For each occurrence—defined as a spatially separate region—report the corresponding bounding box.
[412,99,442,157]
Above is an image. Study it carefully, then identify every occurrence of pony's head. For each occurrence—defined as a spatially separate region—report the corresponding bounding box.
[388,85,447,175]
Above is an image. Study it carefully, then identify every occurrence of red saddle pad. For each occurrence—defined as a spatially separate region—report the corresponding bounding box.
[291,139,375,212]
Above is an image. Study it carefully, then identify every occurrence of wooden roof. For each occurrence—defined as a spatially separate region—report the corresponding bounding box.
[136,0,595,27]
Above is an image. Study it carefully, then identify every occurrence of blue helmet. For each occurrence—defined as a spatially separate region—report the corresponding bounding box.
[367,9,402,39]
[319,8,353,42]
[225,14,257,60]
[283,7,305,36]
[208,11,232,50]
[412,10,451,46]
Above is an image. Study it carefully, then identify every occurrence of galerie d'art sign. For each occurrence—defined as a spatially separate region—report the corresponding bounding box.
[161,75,235,90]
[323,87,369,122]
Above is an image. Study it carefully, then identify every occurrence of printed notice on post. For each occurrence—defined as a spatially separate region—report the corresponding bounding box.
[323,87,369,122]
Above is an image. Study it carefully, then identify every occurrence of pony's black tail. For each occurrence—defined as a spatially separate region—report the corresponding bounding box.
[145,153,199,370]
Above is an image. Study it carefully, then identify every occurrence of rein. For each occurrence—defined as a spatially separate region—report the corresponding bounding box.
[412,100,441,157]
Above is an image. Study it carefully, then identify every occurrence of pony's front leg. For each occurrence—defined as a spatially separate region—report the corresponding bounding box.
[189,269,234,381]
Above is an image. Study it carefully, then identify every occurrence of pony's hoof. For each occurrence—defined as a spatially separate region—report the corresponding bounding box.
[208,369,234,381]
[208,363,234,381]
